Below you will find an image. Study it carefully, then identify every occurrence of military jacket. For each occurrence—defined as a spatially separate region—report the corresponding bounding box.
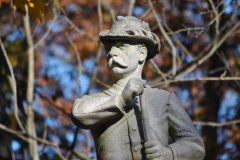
[71,85,205,160]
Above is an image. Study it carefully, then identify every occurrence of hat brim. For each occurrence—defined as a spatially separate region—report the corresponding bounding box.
[99,34,160,60]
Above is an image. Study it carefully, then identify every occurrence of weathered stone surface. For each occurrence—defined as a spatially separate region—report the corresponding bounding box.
[71,16,205,160]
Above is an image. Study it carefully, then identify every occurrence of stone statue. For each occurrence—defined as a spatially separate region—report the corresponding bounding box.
[71,16,205,160]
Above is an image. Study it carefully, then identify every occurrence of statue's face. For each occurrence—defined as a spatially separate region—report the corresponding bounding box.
[105,41,142,78]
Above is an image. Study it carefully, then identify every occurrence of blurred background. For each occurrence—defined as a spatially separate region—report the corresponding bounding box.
[0,0,240,159]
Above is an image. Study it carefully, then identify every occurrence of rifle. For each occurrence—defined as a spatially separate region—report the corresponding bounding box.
[140,94,152,143]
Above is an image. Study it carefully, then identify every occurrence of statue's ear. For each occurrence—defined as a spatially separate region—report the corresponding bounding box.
[139,46,147,64]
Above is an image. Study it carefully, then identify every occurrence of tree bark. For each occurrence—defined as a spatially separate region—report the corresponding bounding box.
[23,5,39,160]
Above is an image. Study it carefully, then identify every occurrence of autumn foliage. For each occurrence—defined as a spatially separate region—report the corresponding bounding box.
[0,0,240,160]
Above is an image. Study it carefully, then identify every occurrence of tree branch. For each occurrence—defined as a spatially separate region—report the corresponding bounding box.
[219,0,240,33]
[193,119,240,127]
[102,0,115,22]
[96,78,111,89]
[23,4,39,160]
[65,32,83,97]
[149,59,167,82]
[34,7,57,48]
[148,0,177,76]
[195,2,232,37]
[162,9,193,60]
[0,123,88,159]
[139,1,161,20]
[216,51,240,88]
[128,0,136,16]
[151,77,240,87]
[166,27,205,35]
[208,0,219,35]
[175,21,240,80]
[64,16,97,41]
[86,0,103,95]
[65,128,79,159]
[0,39,26,132]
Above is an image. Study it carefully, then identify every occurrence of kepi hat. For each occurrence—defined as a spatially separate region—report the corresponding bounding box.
[99,16,161,60]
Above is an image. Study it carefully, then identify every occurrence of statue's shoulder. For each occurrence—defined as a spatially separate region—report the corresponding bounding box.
[147,87,171,96]
[89,92,109,98]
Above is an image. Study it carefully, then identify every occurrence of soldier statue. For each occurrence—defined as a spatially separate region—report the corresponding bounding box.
[71,16,205,160]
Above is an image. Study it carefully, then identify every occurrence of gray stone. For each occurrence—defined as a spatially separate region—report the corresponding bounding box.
[71,16,205,160]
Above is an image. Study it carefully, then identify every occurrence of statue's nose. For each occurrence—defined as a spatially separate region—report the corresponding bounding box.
[107,47,118,58]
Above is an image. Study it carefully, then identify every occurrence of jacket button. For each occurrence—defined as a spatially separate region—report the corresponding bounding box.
[131,126,137,131]
[133,146,139,152]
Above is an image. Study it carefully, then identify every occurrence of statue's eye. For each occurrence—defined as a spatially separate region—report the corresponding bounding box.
[120,45,125,49]
[120,44,128,50]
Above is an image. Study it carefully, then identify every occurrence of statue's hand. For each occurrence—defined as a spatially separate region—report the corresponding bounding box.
[144,139,173,160]
[121,78,147,105]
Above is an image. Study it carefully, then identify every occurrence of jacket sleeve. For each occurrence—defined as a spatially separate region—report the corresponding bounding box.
[71,93,126,129]
[167,93,205,160]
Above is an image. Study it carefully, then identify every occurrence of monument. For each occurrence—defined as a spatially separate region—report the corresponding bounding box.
[71,16,205,160]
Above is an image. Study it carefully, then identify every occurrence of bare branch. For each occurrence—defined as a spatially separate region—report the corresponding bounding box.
[193,119,240,127]
[65,128,79,159]
[209,67,226,75]
[139,1,161,20]
[64,17,97,41]
[32,23,39,38]
[151,77,240,87]
[0,123,88,159]
[39,123,48,152]
[65,32,83,96]
[0,123,58,146]
[85,129,91,158]
[216,51,240,88]
[86,0,103,95]
[96,78,111,89]
[0,39,26,132]
[72,148,88,160]
[0,124,27,141]
[23,4,39,160]
[195,2,232,37]
[102,0,115,22]
[148,0,177,76]
[34,8,58,48]
[149,59,167,82]
[175,21,240,80]
[162,9,193,60]
[199,0,224,14]
[51,147,67,160]
[128,0,136,16]
[194,2,240,62]
[220,0,240,33]
[166,27,205,35]
[208,0,219,35]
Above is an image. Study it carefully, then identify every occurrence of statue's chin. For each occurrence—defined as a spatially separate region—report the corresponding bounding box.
[111,67,124,74]
[110,67,129,78]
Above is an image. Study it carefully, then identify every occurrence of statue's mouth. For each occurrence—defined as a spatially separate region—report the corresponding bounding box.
[108,57,128,68]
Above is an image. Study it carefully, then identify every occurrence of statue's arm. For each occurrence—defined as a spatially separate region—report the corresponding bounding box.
[167,93,206,160]
[71,93,125,129]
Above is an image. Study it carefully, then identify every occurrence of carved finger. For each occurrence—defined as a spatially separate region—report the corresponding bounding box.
[133,80,145,90]
[145,146,158,154]
[144,141,156,148]
[141,79,147,87]
[132,86,142,97]
[146,152,161,160]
